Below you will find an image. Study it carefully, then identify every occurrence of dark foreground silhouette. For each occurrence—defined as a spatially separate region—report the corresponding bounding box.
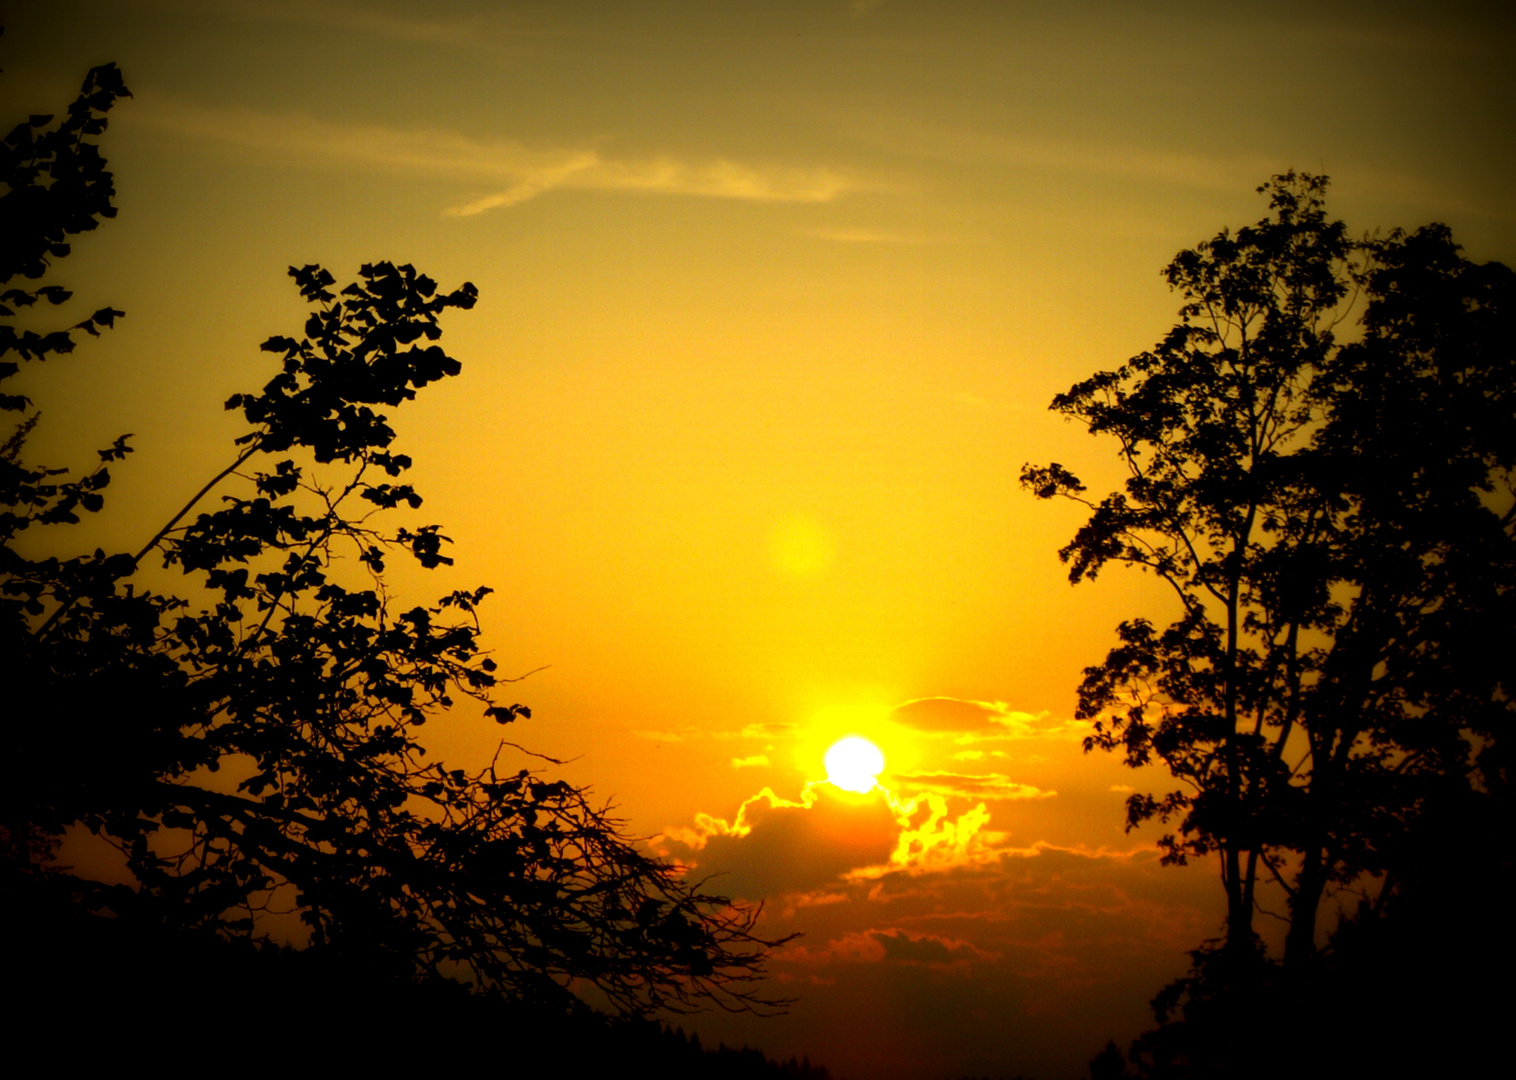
[1045,177,1515,1080]
[3,37,788,1039]
[1101,772,1510,1079]
[6,894,830,1078]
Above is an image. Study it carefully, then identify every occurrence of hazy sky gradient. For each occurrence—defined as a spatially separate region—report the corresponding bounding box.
[6,2,1512,1076]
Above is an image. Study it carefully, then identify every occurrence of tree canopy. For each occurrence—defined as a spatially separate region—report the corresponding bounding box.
[2,57,789,1021]
[1022,173,1513,973]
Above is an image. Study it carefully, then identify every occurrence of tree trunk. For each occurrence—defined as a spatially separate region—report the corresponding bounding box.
[1285,846,1327,967]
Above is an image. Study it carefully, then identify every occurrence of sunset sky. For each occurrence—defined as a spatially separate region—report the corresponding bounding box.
[7,2,1514,1077]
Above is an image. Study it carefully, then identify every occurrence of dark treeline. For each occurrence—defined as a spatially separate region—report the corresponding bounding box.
[7,893,830,1078]
[1031,176,1515,1078]
[1100,791,1509,1078]
[6,26,1510,1080]
[2,30,789,1062]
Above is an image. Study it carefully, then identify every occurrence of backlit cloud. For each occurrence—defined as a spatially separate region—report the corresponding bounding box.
[632,719,796,744]
[660,780,1014,898]
[738,721,799,740]
[657,695,1087,898]
[631,728,688,744]
[894,771,1056,802]
[867,793,1003,879]
[661,785,900,899]
[890,697,1086,740]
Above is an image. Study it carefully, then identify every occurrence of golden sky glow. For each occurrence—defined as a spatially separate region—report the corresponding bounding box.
[7,2,1514,1077]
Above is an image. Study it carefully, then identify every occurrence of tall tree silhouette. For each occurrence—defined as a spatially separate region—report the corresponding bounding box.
[1021,173,1513,972]
[2,55,790,1018]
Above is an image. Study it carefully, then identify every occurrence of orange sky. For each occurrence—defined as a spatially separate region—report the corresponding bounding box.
[7,3,1514,1077]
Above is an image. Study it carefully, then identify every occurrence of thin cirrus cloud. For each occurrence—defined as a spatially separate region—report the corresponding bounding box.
[632,720,796,744]
[893,771,1055,802]
[132,94,858,215]
[833,108,1514,222]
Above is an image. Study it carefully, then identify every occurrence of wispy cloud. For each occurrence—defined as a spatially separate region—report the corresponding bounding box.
[731,754,771,769]
[133,94,859,214]
[631,729,688,744]
[833,108,1514,222]
[991,135,1281,195]
[895,771,1056,802]
[890,697,1087,740]
[836,109,1284,194]
[632,719,795,744]
[454,157,853,215]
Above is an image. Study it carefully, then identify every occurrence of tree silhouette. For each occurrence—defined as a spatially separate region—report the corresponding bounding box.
[1021,173,1513,976]
[2,55,791,1020]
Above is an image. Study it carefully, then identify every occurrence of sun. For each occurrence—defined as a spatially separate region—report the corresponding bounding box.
[824,736,886,793]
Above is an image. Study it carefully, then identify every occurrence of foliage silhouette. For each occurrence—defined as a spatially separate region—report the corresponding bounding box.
[19,895,829,1076]
[1022,173,1512,977]
[1,54,792,1021]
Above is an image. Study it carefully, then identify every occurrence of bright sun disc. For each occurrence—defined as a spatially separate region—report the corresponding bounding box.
[824,736,885,793]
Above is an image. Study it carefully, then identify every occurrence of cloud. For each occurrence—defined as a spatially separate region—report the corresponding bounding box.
[894,772,1056,802]
[450,156,854,216]
[632,729,688,744]
[737,721,798,740]
[866,793,1003,879]
[891,697,1004,733]
[995,136,1280,195]
[697,838,1221,1080]
[132,95,859,214]
[890,697,1085,740]
[632,719,795,744]
[656,694,1122,905]
[661,785,900,899]
[660,779,1015,899]
[784,927,996,969]
[834,110,1284,194]
[831,108,1515,224]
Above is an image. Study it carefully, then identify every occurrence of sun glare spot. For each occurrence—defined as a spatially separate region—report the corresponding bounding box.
[824,736,885,793]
